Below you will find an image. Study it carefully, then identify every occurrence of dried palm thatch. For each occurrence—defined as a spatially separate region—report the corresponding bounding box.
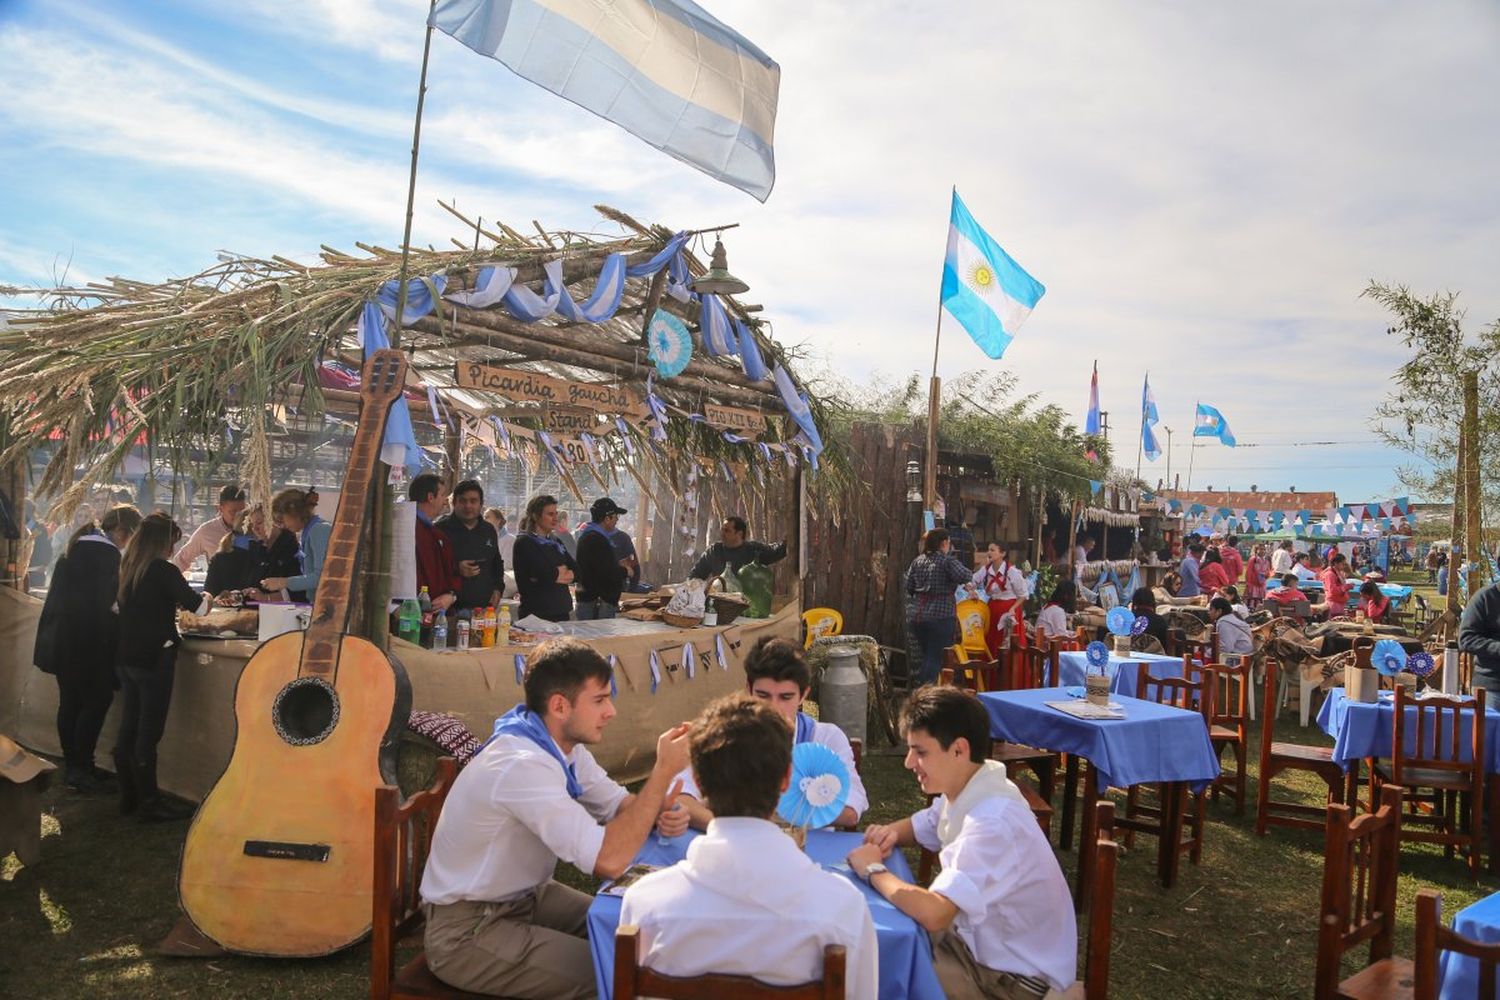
[0,204,846,516]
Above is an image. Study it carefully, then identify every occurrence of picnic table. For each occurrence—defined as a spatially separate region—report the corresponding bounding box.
[1051,650,1189,699]
[585,828,945,1000]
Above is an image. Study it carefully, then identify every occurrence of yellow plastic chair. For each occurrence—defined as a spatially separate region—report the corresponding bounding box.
[801,607,844,648]
[956,598,991,659]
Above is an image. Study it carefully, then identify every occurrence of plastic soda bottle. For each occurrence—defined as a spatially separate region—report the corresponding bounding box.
[397,598,421,644]
[417,585,432,615]
[498,604,512,645]
[456,613,471,651]
[482,605,496,647]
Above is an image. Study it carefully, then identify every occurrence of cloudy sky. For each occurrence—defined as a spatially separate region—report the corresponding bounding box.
[3,0,1497,501]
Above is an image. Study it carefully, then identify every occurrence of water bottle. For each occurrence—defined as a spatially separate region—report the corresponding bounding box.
[498,604,512,645]
[418,586,432,615]
[397,597,421,644]
[432,615,448,652]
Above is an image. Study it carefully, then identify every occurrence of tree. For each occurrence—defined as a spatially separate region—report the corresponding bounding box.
[1362,282,1500,518]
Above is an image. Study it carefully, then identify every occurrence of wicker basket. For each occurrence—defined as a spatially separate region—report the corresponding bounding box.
[662,611,705,629]
[708,594,748,625]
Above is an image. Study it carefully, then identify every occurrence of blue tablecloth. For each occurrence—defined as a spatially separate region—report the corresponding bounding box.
[1317,688,1500,773]
[1439,891,1500,999]
[586,829,944,1000]
[1266,579,1413,607]
[979,687,1220,793]
[1053,650,1187,699]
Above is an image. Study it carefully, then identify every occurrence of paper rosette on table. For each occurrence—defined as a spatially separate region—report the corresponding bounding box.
[1130,615,1150,637]
[1106,606,1135,637]
[1371,639,1407,677]
[776,741,850,830]
[1085,640,1110,670]
[1406,651,1436,678]
[646,309,693,378]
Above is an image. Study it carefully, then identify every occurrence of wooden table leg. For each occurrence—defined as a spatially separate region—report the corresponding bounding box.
[1073,762,1099,913]
[1159,781,1186,889]
[1059,755,1081,851]
[1488,774,1499,876]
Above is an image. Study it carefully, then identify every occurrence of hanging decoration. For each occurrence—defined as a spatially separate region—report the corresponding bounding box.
[646,309,695,378]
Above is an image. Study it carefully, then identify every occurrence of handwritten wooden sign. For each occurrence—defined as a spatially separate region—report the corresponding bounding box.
[543,407,602,435]
[455,363,647,417]
[703,403,768,435]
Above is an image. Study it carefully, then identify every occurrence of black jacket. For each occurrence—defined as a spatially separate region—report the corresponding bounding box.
[264,529,305,602]
[575,525,627,604]
[436,515,504,610]
[689,539,786,581]
[512,533,576,622]
[1458,582,1500,690]
[117,559,203,670]
[33,534,122,682]
[205,541,268,596]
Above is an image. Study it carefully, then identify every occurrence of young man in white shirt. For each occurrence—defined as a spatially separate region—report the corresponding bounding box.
[420,638,692,999]
[1270,540,1294,576]
[620,694,878,997]
[171,484,246,571]
[848,686,1076,999]
[666,636,867,834]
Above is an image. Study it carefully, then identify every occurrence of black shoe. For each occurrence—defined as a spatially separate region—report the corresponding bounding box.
[137,797,196,823]
[113,752,140,815]
[65,764,107,794]
[89,765,119,791]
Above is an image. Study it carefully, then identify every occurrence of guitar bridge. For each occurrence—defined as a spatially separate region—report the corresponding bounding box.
[243,840,331,862]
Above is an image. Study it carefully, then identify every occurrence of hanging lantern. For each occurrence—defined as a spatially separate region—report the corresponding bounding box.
[689,237,750,295]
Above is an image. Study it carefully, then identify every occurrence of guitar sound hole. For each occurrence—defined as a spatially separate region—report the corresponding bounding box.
[272,677,341,746]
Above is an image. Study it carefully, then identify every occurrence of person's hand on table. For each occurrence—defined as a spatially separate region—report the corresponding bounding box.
[458,559,481,578]
[432,593,457,612]
[861,823,899,856]
[846,843,887,878]
[260,577,288,592]
[655,779,689,837]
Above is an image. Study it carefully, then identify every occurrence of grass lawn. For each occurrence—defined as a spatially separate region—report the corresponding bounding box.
[4,607,1494,997]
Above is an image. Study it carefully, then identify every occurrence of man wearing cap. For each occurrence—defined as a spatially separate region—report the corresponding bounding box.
[574,498,631,620]
[172,485,247,572]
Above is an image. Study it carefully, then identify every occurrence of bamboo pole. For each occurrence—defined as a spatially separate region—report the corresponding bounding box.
[1448,425,1466,617]
[1463,370,1485,594]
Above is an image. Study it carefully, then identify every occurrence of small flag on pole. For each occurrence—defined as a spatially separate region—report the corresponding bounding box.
[1193,403,1237,447]
[430,0,781,201]
[1085,362,1101,436]
[940,189,1046,359]
[1142,374,1161,461]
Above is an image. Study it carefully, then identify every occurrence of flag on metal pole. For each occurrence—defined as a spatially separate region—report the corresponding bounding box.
[1141,374,1161,461]
[1193,402,1237,447]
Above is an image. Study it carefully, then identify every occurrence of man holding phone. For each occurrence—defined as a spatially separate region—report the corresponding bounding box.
[439,479,505,611]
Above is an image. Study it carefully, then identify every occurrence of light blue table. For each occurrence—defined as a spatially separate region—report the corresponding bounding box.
[1439,891,1500,999]
[1053,650,1188,699]
[1316,688,1500,774]
[586,828,944,1000]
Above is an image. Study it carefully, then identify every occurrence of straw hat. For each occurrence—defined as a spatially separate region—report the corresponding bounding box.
[0,734,55,784]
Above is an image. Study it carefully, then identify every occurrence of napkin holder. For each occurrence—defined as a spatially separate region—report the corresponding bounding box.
[1345,664,1380,704]
[1085,673,1111,706]
[1113,635,1132,657]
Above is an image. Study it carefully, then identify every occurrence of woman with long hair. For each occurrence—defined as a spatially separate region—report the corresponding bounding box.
[33,504,143,793]
[904,528,974,685]
[1198,546,1231,597]
[115,515,214,821]
[1245,542,1269,607]
[511,494,576,621]
[260,489,331,599]
[204,504,269,597]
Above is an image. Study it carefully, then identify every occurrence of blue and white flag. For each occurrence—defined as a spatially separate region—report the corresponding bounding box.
[430,0,780,201]
[939,188,1046,359]
[1141,374,1161,461]
[1193,403,1236,447]
[1085,362,1100,436]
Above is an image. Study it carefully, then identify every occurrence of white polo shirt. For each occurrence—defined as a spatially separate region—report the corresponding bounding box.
[972,563,1029,602]
[619,817,878,1000]
[420,732,628,906]
[1035,603,1071,641]
[913,791,1077,991]
[674,719,869,823]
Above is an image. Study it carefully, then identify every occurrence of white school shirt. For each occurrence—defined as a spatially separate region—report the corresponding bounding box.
[1035,603,1070,640]
[420,732,628,905]
[1270,548,1293,575]
[971,563,1029,602]
[1293,562,1319,584]
[912,792,1077,991]
[171,516,232,572]
[619,817,878,1000]
[674,719,869,822]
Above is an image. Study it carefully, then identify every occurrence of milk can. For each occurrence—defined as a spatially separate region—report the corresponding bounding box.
[819,644,867,744]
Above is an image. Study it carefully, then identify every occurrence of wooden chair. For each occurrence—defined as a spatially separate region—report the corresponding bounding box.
[1201,660,1251,815]
[1314,785,1413,1000]
[1123,668,1208,866]
[1414,889,1500,999]
[371,758,489,1000]
[1256,656,1359,836]
[1371,686,1487,880]
[1085,801,1120,1000]
[616,925,845,998]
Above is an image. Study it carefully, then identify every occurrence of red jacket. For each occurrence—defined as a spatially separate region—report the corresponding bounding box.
[415,515,462,600]
[1321,568,1352,609]
[1219,545,1243,585]
[1199,561,1231,595]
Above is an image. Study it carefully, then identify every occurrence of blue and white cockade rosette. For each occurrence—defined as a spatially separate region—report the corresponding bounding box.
[775,741,850,834]
[1083,640,1113,705]
[1371,639,1407,678]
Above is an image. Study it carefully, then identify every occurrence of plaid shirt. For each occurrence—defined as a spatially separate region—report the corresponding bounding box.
[906,552,976,623]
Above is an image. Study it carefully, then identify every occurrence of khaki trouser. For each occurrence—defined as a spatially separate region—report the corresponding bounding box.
[424,881,597,999]
[932,930,1052,1000]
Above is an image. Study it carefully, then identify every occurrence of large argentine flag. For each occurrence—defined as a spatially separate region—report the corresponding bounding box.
[940,188,1046,359]
[1194,402,1237,447]
[431,0,780,201]
[1141,374,1161,461]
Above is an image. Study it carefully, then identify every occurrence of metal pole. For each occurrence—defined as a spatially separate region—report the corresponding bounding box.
[1164,426,1173,490]
[1135,373,1145,481]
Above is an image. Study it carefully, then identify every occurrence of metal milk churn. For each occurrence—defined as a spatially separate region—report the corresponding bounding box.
[819,644,867,744]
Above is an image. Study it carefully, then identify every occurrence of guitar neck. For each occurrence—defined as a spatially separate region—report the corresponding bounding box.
[300,353,405,680]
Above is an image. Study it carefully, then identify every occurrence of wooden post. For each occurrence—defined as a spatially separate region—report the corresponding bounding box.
[924,375,941,510]
[1463,370,1486,594]
[1067,499,1083,579]
[1448,426,1466,617]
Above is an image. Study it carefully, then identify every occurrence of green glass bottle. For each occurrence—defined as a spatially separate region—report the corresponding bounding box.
[737,558,775,619]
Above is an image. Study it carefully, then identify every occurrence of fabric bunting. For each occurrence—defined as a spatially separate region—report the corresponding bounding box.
[773,364,824,465]
[698,293,737,357]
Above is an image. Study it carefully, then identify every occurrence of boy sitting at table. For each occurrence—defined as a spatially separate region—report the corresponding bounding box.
[1267,573,1308,608]
[620,694,878,997]
[419,638,692,999]
[666,636,868,834]
[849,686,1076,1000]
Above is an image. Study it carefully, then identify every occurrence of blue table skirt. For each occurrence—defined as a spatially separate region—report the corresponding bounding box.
[1439,890,1500,999]
[1316,687,1500,773]
[586,829,945,1000]
[980,687,1220,793]
[1053,650,1188,699]
[1266,579,1413,607]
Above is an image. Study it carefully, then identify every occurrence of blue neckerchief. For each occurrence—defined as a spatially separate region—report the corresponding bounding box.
[795,711,817,745]
[581,521,612,539]
[487,704,582,799]
[526,531,567,556]
[233,534,254,551]
[415,509,433,527]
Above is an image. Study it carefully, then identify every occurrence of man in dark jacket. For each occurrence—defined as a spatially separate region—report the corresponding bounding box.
[689,516,786,582]
[1458,579,1500,692]
[575,498,630,620]
[437,479,504,611]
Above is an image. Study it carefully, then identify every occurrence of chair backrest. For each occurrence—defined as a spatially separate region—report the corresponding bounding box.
[1136,662,1211,721]
[1202,660,1250,741]
[1392,686,1486,788]
[956,598,991,655]
[615,925,846,999]
[371,757,459,1000]
[802,608,844,649]
[1087,801,1118,1000]
[1315,785,1404,1000]
[1415,889,1500,1000]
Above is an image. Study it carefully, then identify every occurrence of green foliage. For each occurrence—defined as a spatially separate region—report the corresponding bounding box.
[1362,282,1500,514]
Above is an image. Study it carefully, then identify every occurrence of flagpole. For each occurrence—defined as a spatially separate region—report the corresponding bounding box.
[390,0,440,346]
[1134,372,1146,481]
[1185,401,1198,492]
[923,287,944,510]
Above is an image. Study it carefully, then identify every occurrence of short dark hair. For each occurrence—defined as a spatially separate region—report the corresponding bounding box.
[408,473,443,504]
[901,685,991,762]
[1282,573,1299,587]
[923,528,950,554]
[523,638,614,715]
[1209,597,1234,616]
[1189,542,1205,554]
[1130,587,1156,610]
[452,479,483,502]
[724,515,748,535]
[1226,535,1239,545]
[1360,580,1380,597]
[1221,585,1240,603]
[1202,547,1222,565]
[1049,579,1077,604]
[690,694,791,819]
[743,636,811,692]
